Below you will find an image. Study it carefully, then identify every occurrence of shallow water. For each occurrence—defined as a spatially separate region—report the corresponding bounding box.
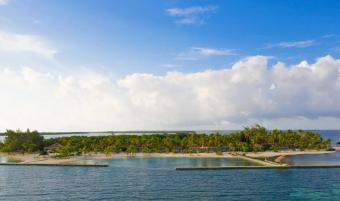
[99,157,260,169]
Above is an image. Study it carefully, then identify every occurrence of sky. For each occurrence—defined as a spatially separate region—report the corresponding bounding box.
[1,0,340,131]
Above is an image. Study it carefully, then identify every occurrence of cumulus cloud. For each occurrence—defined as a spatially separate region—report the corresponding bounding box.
[0,31,57,59]
[177,47,234,60]
[165,5,217,25]
[1,55,340,131]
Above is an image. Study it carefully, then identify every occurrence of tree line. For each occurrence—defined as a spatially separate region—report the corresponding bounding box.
[0,129,44,153]
[0,125,332,156]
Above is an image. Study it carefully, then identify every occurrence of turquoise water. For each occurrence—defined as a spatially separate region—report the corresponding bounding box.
[72,157,260,169]
[99,157,260,169]
[0,157,340,200]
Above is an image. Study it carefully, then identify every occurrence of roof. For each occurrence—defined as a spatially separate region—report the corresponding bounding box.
[47,143,63,148]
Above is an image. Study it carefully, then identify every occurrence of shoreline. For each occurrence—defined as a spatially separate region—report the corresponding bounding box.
[245,150,335,158]
[0,150,335,165]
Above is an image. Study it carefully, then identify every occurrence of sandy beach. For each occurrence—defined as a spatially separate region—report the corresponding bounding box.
[0,150,335,165]
[0,152,234,164]
[0,153,81,164]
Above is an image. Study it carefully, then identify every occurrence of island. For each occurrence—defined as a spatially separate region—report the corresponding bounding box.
[0,125,334,166]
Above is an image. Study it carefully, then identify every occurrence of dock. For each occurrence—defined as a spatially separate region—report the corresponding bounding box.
[0,163,108,167]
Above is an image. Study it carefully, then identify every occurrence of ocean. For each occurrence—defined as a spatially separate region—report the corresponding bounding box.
[0,160,340,200]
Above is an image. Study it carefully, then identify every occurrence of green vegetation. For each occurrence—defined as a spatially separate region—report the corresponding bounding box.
[0,129,44,153]
[0,125,332,157]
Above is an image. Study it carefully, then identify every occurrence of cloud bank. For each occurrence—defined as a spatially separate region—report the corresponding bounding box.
[1,55,340,131]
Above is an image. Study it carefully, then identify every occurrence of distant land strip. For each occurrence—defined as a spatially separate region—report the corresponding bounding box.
[0,131,196,136]
[1,129,338,137]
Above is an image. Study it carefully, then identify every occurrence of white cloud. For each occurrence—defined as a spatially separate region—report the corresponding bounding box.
[165,6,217,25]
[166,6,217,16]
[322,34,336,39]
[161,64,182,68]
[267,40,316,48]
[0,0,9,6]
[177,47,234,60]
[1,55,340,131]
[0,31,57,59]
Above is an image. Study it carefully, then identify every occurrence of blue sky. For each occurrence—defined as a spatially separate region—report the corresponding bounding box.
[1,0,340,131]
[1,0,340,75]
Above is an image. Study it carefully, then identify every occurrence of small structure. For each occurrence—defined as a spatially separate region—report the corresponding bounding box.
[44,143,63,154]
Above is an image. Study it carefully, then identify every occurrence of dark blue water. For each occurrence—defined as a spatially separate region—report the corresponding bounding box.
[318,130,340,146]
[0,164,340,200]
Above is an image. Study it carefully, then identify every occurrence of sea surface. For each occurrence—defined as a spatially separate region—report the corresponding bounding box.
[0,155,340,200]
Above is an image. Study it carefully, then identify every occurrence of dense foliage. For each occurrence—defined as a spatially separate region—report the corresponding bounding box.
[0,125,332,156]
[44,125,331,156]
[0,129,44,153]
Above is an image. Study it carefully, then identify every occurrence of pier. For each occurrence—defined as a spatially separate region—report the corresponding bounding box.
[176,165,340,170]
[0,163,108,167]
